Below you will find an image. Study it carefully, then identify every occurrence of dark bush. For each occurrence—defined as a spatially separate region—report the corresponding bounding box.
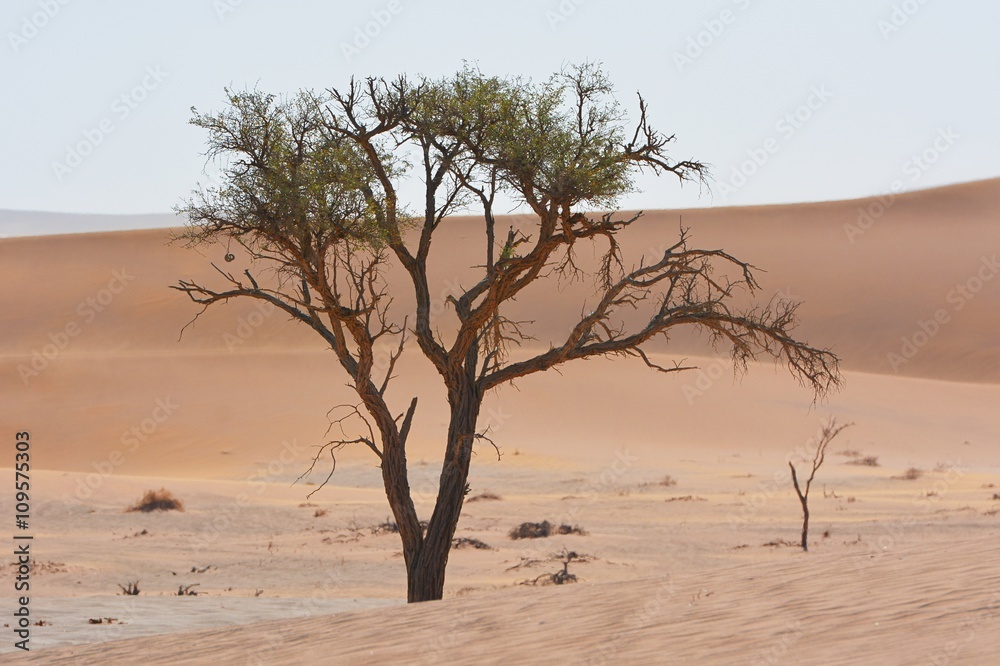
[127,488,184,513]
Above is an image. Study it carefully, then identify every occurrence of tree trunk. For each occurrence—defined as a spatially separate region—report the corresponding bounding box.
[406,538,449,602]
[404,381,481,602]
[800,502,809,552]
[789,462,809,552]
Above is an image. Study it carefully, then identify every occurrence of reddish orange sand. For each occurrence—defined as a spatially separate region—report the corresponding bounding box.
[1,180,998,664]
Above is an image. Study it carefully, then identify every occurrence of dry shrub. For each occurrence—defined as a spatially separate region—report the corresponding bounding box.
[372,518,428,535]
[372,520,400,535]
[762,539,798,548]
[452,537,494,550]
[314,508,328,518]
[639,475,679,489]
[557,524,587,536]
[127,488,183,513]
[510,521,552,539]
[177,584,200,596]
[522,570,577,586]
[467,492,503,503]
[893,467,923,480]
[518,549,582,586]
[847,456,880,467]
[508,521,586,539]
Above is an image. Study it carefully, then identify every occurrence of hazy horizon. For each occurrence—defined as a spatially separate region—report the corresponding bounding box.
[3,0,998,234]
[0,176,995,238]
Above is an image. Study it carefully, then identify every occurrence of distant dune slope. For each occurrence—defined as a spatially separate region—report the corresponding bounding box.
[2,180,998,480]
[3,179,997,382]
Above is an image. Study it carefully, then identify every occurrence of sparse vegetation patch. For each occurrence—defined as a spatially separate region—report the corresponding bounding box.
[452,537,494,550]
[762,539,798,548]
[893,467,924,481]
[508,521,587,540]
[467,492,503,503]
[516,549,582,586]
[127,488,184,513]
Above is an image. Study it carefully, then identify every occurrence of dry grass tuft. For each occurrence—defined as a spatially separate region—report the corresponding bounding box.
[664,495,706,503]
[467,492,503,503]
[509,521,586,540]
[762,539,798,548]
[127,488,184,513]
[516,549,583,586]
[372,520,400,535]
[452,537,494,550]
[893,467,924,481]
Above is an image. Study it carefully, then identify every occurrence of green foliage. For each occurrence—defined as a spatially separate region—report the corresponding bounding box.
[178,63,698,258]
[411,62,637,211]
[178,88,394,252]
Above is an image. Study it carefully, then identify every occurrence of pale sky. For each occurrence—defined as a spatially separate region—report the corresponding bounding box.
[2,0,997,234]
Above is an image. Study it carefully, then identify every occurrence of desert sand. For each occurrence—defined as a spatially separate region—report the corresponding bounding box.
[1,179,999,664]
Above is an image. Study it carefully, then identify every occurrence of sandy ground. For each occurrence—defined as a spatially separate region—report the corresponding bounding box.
[1,180,998,663]
[10,535,1000,665]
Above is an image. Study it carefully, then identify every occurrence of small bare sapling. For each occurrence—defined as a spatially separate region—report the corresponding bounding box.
[789,419,852,551]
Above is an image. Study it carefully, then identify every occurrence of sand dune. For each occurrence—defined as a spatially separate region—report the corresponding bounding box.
[3,178,998,377]
[1,180,998,663]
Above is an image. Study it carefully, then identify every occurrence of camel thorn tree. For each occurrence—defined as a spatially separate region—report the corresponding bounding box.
[789,418,853,551]
[173,63,841,602]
